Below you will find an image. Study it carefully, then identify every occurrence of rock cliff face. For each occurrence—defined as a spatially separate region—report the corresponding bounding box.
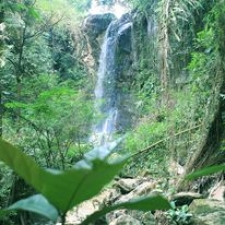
[83,12,134,133]
[82,13,116,71]
[112,13,133,131]
[82,9,159,133]
[84,13,116,38]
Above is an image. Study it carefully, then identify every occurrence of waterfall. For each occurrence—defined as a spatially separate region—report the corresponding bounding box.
[90,21,118,147]
[90,17,132,147]
[89,0,130,19]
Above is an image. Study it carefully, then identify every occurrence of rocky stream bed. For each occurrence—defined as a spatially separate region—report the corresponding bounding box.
[57,176,225,225]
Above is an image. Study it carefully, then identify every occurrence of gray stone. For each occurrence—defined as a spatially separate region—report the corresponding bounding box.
[189,199,225,225]
[209,182,225,201]
[109,214,141,225]
[83,13,116,38]
[117,19,132,53]
[171,192,203,206]
[193,212,225,225]
[117,180,157,203]
[141,212,156,225]
[117,178,143,193]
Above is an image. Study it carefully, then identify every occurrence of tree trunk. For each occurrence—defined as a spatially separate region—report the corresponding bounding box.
[0,5,4,137]
[158,0,170,104]
[177,3,225,189]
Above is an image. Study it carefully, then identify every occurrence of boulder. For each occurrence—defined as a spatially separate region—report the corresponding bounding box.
[117,179,156,203]
[154,210,169,225]
[107,209,156,225]
[117,20,132,53]
[82,13,116,69]
[117,178,144,193]
[141,212,156,225]
[171,192,203,206]
[83,13,116,38]
[209,182,225,201]
[63,188,119,224]
[109,214,141,225]
[189,199,225,225]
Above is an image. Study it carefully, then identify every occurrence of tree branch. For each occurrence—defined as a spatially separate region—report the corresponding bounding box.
[131,124,202,158]
[24,15,64,40]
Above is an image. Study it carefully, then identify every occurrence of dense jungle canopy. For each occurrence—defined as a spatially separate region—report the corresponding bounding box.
[0,0,225,224]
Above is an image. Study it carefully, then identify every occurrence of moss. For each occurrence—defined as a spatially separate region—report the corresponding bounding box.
[190,199,225,215]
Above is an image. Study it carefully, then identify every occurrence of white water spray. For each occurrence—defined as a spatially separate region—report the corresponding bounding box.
[89,1,132,148]
[89,0,129,18]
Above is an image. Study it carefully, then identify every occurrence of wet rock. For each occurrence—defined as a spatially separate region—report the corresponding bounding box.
[117,178,143,193]
[141,212,156,225]
[109,214,141,225]
[209,182,225,201]
[171,192,203,206]
[63,188,119,224]
[168,160,185,176]
[83,13,116,38]
[189,199,225,225]
[82,13,116,66]
[117,19,132,53]
[106,209,127,224]
[117,179,156,203]
[107,209,156,225]
[154,210,169,225]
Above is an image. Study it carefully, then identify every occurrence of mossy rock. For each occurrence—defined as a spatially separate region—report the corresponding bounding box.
[83,13,116,38]
[189,199,225,225]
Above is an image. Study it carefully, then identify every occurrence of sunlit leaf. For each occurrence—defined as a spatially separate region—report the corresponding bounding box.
[28,8,40,19]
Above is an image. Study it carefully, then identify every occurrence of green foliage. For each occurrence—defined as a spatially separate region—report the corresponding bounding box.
[1,0,92,171]
[0,138,127,215]
[188,27,216,81]
[186,164,225,180]
[0,138,171,224]
[36,0,90,25]
[121,113,168,176]
[7,194,58,222]
[127,0,154,11]
[47,25,86,82]
[1,0,225,223]
[0,162,13,206]
[122,4,219,172]
[1,3,93,219]
[126,121,167,153]
[4,75,93,168]
[166,202,192,225]
[123,0,225,179]
[121,86,204,177]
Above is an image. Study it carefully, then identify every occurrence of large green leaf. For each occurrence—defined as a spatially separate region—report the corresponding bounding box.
[41,154,128,213]
[186,164,225,180]
[0,139,43,189]
[116,194,171,210]
[0,139,128,214]
[81,194,171,225]
[6,194,58,222]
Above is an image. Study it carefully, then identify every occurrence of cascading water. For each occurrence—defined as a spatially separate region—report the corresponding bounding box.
[90,21,118,146]
[90,15,132,148]
[89,0,129,19]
